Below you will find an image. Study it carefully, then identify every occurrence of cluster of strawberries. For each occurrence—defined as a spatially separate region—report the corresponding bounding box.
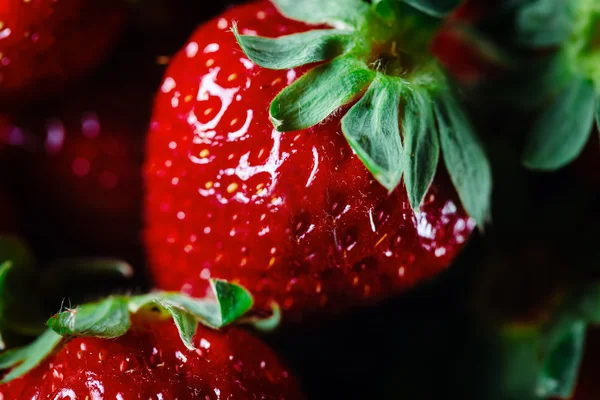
[0,0,598,399]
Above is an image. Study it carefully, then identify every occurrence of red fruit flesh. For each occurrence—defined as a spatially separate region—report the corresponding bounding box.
[0,0,126,108]
[144,0,475,322]
[0,319,304,399]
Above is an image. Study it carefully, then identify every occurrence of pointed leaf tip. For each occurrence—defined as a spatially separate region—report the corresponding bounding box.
[270,55,375,132]
[233,24,355,70]
[47,297,131,339]
[210,279,254,327]
[434,94,492,227]
[341,74,404,192]
[523,77,596,171]
[402,89,440,211]
[0,329,63,383]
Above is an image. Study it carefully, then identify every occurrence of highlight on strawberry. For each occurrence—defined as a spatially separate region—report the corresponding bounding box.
[144,0,492,323]
[0,236,297,399]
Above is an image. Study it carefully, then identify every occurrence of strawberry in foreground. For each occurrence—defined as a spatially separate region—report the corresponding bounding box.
[0,0,126,108]
[0,279,302,399]
[144,0,492,322]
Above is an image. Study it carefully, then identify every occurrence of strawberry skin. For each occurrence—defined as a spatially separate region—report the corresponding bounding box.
[0,319,303,399]
[0,0,126,108]
[144,0,475,322]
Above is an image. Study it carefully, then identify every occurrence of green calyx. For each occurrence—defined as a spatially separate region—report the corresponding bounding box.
[521,0,600,171]
[234,0,492,226]
[500,285,600,399]
[0,280,256,383]
[565,0,600,90]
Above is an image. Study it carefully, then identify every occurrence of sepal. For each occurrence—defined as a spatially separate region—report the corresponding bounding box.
[0,280,260,383]
[341,74,405,192]
[500,285,600,399]
[270,55,375,131]
[271,0,369,28]
[402,88,439,210]
[514,0,574,48]
[233,25,355,70]
[523,77,596,171]
[434,93,492,227]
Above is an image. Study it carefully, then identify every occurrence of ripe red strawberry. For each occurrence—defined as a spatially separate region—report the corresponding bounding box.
[11,80,147,258]
[0,282,303,399]
[145,0,492,322]
[0,0,126,108]
[0,320,302,399]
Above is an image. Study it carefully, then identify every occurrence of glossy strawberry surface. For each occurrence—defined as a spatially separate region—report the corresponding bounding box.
[0,0,126,108]
[0,319,304,399]
[144,0,475,323]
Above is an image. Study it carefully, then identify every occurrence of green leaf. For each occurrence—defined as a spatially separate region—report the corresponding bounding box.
[435,94,492,227]
[570,285,600,324]
[129,280,253,330]
[0,329,63,383]
[401,0,460,17]
[0,280,254,383]
[500,326,541,399]
[47,297,131,338]
[271,0,369,28]
[0,237,45,340]
[341,74,404,191]
[158,301,198,350]
[523,77,596,171]
[538,321,586,398]
[402,89,440,210]
[44,258,134,280]
[210,279,254,327]
[270,55,375,131]
[515,0,574,47]
[246,302,282,332]
[596,96,600,131]
[233,26,355,70]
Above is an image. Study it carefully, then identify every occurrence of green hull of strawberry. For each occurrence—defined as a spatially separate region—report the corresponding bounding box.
[144,0,475,323]
[0,319,304,399]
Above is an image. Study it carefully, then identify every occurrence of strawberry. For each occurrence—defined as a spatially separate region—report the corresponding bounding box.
[0,279,303,399]
[0,0,127,108]
[10,79,148,259]
[144,0,492,322]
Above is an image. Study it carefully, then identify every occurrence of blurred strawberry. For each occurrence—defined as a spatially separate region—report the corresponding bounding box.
[11,79,149,260]
[0,0,127,108]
